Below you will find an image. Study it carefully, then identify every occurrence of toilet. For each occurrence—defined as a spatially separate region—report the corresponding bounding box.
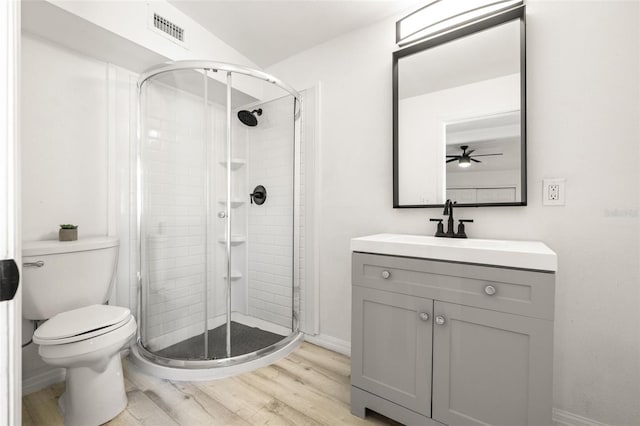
[22,236,136,426]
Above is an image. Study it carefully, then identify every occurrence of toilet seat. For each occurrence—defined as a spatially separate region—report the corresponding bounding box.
[34,304,132,345]
[36,315,136,363]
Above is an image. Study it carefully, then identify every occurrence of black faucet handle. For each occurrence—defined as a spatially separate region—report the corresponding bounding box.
[454,219,473,239]
[430,218,446,238]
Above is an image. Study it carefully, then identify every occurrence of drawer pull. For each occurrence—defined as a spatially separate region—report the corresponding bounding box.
[435,315,446,326]
[23,261,44,268]
[484,285,497,296]
[419,312,430,321]
[381,270,391,279]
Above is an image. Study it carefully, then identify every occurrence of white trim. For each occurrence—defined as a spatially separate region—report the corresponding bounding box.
[300,82,322,336]
[21,368,66,396]
[303,332,350,356]
[107,64,118,239]
[552,408,610,426]
[313,82,322,336]
[311,81,322,335]
[0,0,21,423]
[106,64,118,307]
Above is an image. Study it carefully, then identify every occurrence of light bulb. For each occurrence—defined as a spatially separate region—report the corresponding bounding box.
[458,157,471,168]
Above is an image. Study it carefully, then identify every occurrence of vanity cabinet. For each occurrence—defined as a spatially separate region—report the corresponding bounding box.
[351,252,555,426]
[352,286,434,418]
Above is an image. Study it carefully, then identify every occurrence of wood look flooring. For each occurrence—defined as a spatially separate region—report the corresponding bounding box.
[22,342,401,426]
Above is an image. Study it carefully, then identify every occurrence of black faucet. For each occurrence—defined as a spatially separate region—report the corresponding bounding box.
[443,199,456,237]
[430,199,474,238]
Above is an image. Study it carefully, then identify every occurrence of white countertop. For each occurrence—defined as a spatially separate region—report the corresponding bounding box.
[351,233,557,272]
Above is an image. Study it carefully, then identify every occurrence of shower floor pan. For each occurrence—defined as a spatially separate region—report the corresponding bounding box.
[157,321,285,360]
[130,323,303,381]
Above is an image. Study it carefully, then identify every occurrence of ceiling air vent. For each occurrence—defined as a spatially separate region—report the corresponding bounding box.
[153,13,184,42]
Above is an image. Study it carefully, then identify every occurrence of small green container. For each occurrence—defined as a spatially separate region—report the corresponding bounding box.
[59,225,78,241]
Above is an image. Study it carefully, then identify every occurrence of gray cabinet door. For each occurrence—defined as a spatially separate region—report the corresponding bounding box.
[432,301,553,426]
[351,286,433,417]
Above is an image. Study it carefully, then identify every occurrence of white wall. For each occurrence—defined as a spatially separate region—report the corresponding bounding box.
[21,35,109,242]
[267,1,640,424]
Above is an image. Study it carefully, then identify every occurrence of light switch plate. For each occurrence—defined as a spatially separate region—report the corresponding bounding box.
[543,178,566,206]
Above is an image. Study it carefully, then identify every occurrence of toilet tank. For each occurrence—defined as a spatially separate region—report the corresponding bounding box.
[22,237,119,320]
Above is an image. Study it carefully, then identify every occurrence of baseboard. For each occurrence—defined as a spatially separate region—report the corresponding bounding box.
[303,332,351,356]
[22,368,65,396]
[553,408,610,426]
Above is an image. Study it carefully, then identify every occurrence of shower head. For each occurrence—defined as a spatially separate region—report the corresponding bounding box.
[237,108,262,127]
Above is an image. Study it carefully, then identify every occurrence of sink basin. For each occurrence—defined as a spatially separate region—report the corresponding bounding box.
[351,234,557,272]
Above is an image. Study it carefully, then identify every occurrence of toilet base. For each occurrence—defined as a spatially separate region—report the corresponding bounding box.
[59,353,128,426]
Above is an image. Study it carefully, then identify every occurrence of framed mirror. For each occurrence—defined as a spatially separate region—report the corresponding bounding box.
[393,7,526,208]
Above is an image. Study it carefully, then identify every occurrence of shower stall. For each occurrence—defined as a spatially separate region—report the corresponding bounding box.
[131,61,303,378]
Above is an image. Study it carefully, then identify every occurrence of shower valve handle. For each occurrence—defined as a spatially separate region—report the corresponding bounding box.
[250,185,267,205]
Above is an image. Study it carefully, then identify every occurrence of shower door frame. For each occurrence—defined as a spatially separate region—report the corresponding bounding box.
[136,60,302,368]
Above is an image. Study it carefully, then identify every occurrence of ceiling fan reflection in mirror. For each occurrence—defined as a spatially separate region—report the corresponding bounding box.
[446,145,503,168]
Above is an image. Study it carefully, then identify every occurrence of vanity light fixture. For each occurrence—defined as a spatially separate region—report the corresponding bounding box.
[396,0,523,47]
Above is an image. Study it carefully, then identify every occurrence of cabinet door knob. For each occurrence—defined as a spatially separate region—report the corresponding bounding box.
[381,270,391,279]
[484,285,497,296]
[419,312,430,321]
[435,315,446,326]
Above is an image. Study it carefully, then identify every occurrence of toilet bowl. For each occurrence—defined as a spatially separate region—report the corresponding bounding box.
[33,305,136,426]
[22,237,136,426]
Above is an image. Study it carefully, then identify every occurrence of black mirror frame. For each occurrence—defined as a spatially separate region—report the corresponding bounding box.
[392,6,527,208]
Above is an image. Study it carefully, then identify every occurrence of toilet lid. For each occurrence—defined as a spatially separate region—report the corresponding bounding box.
[33,305,132,345]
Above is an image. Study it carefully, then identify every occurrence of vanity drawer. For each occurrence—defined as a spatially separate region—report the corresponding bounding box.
[352,252,555,320]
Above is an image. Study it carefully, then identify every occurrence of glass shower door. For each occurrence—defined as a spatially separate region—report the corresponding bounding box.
[139,68,219,360]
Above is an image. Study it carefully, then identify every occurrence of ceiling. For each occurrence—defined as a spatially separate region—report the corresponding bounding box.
[169,0,421,68]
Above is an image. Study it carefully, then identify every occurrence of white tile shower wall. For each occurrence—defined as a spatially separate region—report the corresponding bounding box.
[141,80,210,348]
[247,96,296,329]
[212,108,249,321]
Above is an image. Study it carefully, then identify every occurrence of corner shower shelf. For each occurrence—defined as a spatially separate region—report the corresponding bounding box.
[218,158,246,170]
[217,198,246,208]
[222,271,243,281]
[217,235,246,245]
